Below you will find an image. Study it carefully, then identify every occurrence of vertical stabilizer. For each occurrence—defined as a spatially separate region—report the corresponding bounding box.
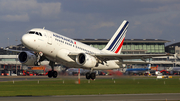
[102,20,129,54]
[147,64,151,69]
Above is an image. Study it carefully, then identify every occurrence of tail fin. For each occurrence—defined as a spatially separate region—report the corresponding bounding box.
[102,20,129,54]
[147,64,151,69]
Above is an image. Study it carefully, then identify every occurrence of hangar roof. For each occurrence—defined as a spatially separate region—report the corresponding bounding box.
[166,42,180,47]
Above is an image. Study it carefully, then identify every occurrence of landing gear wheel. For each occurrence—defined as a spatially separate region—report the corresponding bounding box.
[48,61,57,78]
[86,72,91,79]
[86,72,96,80]
[90,73,96,80]
[48,71,53,78]
[53,71,58,78]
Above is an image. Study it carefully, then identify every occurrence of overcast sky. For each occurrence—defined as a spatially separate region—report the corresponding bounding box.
[0,0,180,47]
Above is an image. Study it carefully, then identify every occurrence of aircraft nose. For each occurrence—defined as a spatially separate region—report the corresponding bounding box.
[21,34,29,45]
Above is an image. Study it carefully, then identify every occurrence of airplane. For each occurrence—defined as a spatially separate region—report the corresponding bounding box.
[125,64,151,75]
[15,20,172,79]
[167,67,180,75]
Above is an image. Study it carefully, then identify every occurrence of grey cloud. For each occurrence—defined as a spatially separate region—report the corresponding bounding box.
[0,0,61,22]
[0,14,29,22]
[92,22,116,29]
[0,0,180,47]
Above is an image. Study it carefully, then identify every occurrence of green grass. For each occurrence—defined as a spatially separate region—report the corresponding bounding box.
[0,77,180,96]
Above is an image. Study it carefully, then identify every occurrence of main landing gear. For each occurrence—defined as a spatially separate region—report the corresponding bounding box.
[48,61,58,78]
[86,72,96,80]
[85,68,96,80]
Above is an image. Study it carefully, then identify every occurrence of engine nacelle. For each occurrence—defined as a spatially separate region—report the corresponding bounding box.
[18,51,37,66]
[76,53,97,68]
[120,64,126,68]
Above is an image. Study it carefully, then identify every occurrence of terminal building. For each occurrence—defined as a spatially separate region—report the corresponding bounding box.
[165,42,180,56]
[0,39,179,75]
[79,39,167,54]
[78,39,179,68]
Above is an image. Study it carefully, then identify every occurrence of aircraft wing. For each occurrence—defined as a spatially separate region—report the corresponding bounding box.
[4,48,36,54]
[94,53,173,61]
[4,48,23,53]
[68,52,173,62]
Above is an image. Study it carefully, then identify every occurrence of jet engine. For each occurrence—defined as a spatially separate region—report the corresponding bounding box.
[18,51,37,66]
[76,53,97,68]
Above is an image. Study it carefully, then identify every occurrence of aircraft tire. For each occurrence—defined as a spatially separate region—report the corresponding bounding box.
[86,72,91,79]
[53,71,58,78]
[48,71,53,78]
[90,73,96,80]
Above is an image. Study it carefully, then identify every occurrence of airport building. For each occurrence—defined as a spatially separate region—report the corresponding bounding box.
[165,42,180,56]
[79,39,168,54]
[78,39,180,68]
[0,38,179,75]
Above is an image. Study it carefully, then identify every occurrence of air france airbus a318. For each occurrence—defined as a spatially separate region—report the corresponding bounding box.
[15,20,171,79]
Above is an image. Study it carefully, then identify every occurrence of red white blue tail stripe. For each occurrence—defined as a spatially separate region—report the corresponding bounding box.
[102,20,129,54]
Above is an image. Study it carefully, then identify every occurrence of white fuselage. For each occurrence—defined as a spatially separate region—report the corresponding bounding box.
[21,28,120,70]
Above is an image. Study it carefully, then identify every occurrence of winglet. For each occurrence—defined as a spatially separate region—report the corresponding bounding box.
[102,20,129,54]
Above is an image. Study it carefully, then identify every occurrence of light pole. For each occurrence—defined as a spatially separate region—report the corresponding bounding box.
[15,40,18,74]
[8,38,9,47]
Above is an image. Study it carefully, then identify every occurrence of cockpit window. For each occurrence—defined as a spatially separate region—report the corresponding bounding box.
[39,33,42,36]
[35,32,39,35]
[28,31,43,36]
[29,31,35,34]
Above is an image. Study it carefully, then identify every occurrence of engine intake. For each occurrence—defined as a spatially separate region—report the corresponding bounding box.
[76,53,97,68]
[18,51,37,66]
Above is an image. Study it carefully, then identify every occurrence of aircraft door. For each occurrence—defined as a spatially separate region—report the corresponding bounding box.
[47,31,53,45]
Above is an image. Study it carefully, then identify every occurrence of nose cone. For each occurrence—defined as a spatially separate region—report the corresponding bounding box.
[21,34,30,46]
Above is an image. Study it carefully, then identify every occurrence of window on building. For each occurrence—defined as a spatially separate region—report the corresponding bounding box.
[139,44,143,50]
[151,44,155,52]
[98,44,104,50]
[143,44,146,50]
[170,50,175,54]
[155,44,158,50]
[94,44,98,49]
[135,44,139,50]
[131,44,134,50]
[176,50,180,54]
[122,45,126,50]
[147,44,151,53]
[127,44,131,50]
